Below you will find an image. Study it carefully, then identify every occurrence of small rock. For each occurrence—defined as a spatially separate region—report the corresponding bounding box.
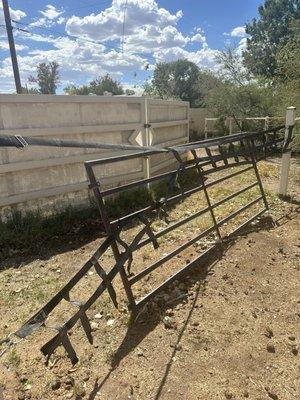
[192,321,199,327]
[163,316,176,329]
[175,344,182,351]
[94,313,103,320]
[19,375,28,383]
[107,318,115,326]
[224,389,233,399]
[18,394,26,400]
[165,309,174,317]
[137,348,144,357]
[243,390,249,398]
[90,322,100,331]
[51,379,61,390]
[291,347,298,356]
[288,335,295,341]
[65,376,75,389]
[267,343,276,353]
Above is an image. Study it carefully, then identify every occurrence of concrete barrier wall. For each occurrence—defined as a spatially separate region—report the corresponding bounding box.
[0,95,189,219]
[189,108,212,139]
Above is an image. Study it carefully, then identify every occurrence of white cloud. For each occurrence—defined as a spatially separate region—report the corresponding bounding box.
[153,46,218,71]
[231,26,246,38]
[30,4,64,28]
[41,5,64,20]
[66,0,183,42]
[236,37,247,55]
[0,40,28,51]
[191,33,206,43]
[0,35,148,91]
[0,3,26,37]
[0,0,223,92]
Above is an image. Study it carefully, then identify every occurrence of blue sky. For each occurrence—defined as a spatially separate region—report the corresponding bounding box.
[0,0,262,93]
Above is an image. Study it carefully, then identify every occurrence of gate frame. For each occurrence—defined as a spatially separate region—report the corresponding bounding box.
[85,134,271,312]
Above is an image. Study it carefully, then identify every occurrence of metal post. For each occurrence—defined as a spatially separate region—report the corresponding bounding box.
[278,107,296,197]
[2,0,22,93]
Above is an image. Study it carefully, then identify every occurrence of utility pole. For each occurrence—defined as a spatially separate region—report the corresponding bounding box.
[2,0,22,93]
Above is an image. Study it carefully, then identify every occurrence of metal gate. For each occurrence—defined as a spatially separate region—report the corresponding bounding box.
[0,125,285,364]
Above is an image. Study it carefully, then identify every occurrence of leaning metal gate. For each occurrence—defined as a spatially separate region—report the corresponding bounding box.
[0,126,285,364]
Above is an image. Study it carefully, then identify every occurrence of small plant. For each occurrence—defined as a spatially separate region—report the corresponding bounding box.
[5,349,21,370]
[73,382,86,397]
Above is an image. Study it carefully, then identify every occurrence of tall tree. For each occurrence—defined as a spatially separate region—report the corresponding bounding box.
[206,48,276,129]
[144,59,202,106]
[64,74,124,95]
[243,0,299,79]
[28,62,60,94]
[274,19,300,112]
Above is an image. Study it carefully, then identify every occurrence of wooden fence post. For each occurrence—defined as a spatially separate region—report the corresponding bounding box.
[278,106,296,197]
[265,116,270,130]
[204,118,208,139]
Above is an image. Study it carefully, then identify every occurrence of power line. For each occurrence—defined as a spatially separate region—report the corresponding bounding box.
[12,20,120,51]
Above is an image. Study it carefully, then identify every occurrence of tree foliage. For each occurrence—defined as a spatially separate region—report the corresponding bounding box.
[64,74,124,95]
[205,47,276,127]
[243,0,299,79]
[144,59,219,107]
[28,62,60,94]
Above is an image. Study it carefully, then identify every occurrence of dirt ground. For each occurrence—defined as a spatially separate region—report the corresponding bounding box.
[0,160,299,400]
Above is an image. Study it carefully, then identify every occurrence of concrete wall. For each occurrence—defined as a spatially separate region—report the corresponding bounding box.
[0,95,189,220]
[189,108,212,139]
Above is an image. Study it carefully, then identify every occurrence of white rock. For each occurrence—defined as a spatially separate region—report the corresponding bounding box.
[107,318,115,326]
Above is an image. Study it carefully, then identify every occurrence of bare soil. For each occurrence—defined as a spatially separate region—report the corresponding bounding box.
[0,160,299,400]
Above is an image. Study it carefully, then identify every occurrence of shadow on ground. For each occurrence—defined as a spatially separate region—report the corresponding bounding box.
[86,215,278,400]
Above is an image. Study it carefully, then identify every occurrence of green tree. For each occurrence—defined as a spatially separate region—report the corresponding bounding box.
[276,20,300,82]
[145,59,202,106]
[274,21,300,112]
[21,86,39,94]
[64,74,124,95]
[243,0,299,79]
[28,62,60,94]
[205,48,276,129]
